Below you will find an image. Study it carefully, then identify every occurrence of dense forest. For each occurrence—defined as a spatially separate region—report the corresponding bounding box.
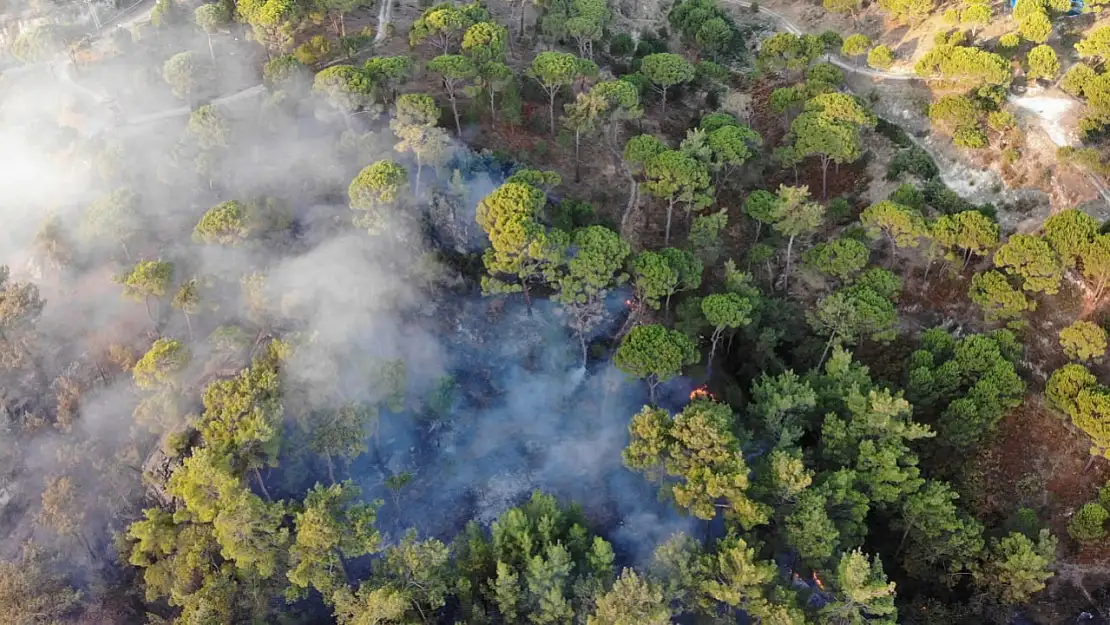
[3,0,1110,622]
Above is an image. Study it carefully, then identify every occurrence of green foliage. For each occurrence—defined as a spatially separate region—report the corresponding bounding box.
[1046,363,1098,418]
[969,270,1035,323]
[758,32,824,74]
[1045,363,1110,457]
[928,94,981,138]
[187,106,231,153]
[117,260,174,303]
[975,529,1058,604]
[294,35,336,65]
[701,292,755,357]
[914,44,1012,87]
[1077,24,1110,64]
[826,0,863,13]
[1026,45,1060,80]
[288,481,380,598]
[895,479,985,582]
[804,237,870,281]
[907,329,1025,448]
[820,368,935,505]
[615,325,699,400]
[785,488,840,567]
[820,550,897,624]
[1062,63,1099,98]
[530,51,594,134]
[1081,233,1110,298]
[694,17,734,59]
[1044,208,1099,267]
[1068,502,1108,541]
[933,209,999,266]
[624,400,768,525]
[1060,320,1108,362]
[194,200,249,245]
[809,284,899,354]
[263,54,309,90]
[868,45,895,70]
[860,200,927,254]
[313,65,377,114]
[476,181,566,301]
[790,93,875,197]
[750,371,818,448]
[163,51,210,100]
[643,150,713,245]
[349,160,409,233]
[11,24,69,63]
[771,184,825,282]
[962,2,992,29]
[842,34,872,58]
[462,21,508,65]
[689,210,728,265]
[447,491,615,623]
[195,2,231,34]
[134,338,191,391]
[409,2,484,52]
[1018,9,1052,43]
[588,569,670,625]
[994,234,1063,294]
[887,146,939,181]
[640,53,696,110]
[889,183,925,210]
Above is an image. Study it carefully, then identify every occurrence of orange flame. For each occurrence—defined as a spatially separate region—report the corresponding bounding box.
[624,299,634,307]
[812,571,825,591]
[689,386,713,401]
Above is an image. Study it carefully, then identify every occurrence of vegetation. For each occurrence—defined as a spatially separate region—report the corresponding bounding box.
[1,0,1106,623]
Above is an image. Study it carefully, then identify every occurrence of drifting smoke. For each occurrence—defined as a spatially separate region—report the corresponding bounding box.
[0,0,694,581]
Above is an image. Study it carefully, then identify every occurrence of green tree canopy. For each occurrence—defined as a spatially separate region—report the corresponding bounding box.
[1043,208,1098,267]
[640,53,696,116]
[994,234,1063,294]
[974,529,1057,604]
[476,182,567,313]
[624,400,768,525]
[348,160,409,233]
[1027,44,1060,80]
[615,324,699,403]
[1060,320,1109,362]
[969,270,1036,323]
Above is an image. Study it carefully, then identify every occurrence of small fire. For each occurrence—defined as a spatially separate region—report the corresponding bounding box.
[689,385,714,401]
[624,299,634,308]
[812,571,826,591]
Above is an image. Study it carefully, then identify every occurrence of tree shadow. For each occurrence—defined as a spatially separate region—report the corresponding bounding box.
[893,36,920,62]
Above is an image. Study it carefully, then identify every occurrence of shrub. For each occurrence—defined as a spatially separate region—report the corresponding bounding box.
[294,35,336,66]
[953,126,988,148]
[610,33,635,57]
[889,183,925,209]
[887,147,939,180]
[868,44,895,70]
[1068,502,1109,542]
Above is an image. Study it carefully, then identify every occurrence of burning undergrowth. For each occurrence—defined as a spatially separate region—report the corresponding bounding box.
[334,289,697,562]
